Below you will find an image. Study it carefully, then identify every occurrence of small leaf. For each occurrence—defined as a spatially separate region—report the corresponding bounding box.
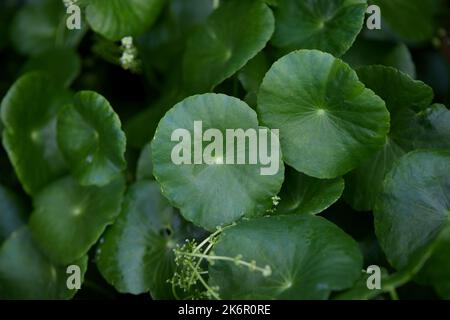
[10,0,86,56]
[21,48,81,88]
[374,150,450,270]
[182,0,275,93]
[0,185,27,244]
[1,72,70,195]
[271,0,367,56]
[277,167,344,215]
[86,0,166,41]
[0,227,87,299]
[209,215,363,299]
[96,181,199,298]
[152,93,284,231]
[29,176,125,265]
[57,91,127,187]
[257,50,390,179]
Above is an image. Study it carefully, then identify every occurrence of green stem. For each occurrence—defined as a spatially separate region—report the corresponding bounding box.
[179,252,269,275]
[389,288,399,300]
[186,260,221,300]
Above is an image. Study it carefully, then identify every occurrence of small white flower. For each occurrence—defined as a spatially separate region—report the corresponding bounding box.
[121,36,133,49]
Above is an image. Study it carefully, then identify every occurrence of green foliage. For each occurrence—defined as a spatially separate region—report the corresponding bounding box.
[0,0,449,301]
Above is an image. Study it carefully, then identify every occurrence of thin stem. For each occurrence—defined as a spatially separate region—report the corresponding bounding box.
[186,260,221,300]
[178,252,269,275]
[389,288,399,300]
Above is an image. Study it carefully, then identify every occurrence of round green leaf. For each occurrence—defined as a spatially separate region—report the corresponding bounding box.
[209,215,363,299]
[182,0,275,93]
[152,93,284,231]
[0,227,87,300]
[0,185,27,244]
[10,0,86,56]
[374,150,450,270]
[371,0,443,42]
[21,48,81,88]
[29,176,125,265]
[86,0,166,41]
[344,66,440,211]
[277,167,344,215]
[1,72,70,195]
[257,50,389,179]
[96,181,198,298]
[136,142,154,181]
[271,0,367,56]
[57,91,127,187]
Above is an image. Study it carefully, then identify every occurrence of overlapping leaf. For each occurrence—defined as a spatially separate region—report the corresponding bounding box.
[271,0,367,56]
[258,50,389,179]
[1,72,70,195]
[0,227,87,299]
[96,181,200,298]
[183,0,275,93]
[86,0,166,41]
[209,215,363,299]
[152,93,284,231]
[374,150,450,270]
[277,167,344,215]
[57,91,126,187]
[29,176,125,265]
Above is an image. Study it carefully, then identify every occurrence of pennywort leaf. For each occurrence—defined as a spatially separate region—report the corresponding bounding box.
[152,93,284,231]
[374,150,450,270]
[96,181,199,298]
[182,0,275,93]
[271,0,367,56]
[257,49,390,179]
[1,72,70,195]
[86,0,166,41]
[29,176,125,265]
[209,215,363,299]
[0,227,87,300]
[57,91,127,187]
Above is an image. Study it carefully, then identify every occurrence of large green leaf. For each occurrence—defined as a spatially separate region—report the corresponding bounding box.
[29,176,125,265]
[344,66,447,211]
[371,0,443,42]
[57,91,127,187]
[374,150,450,270]
[21,48,81,88]
[86,0,166,41]
[96,181,198,298]
[1,72,70,195]
[10,0,86,56]
[0,185,27,244]
[277,167,344,215]
[271,0,367,56]
[209,215,363,299]
[182,0,274,93]
[257,50,389,179]
[0,227,87,299]
[152,93,284,231]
